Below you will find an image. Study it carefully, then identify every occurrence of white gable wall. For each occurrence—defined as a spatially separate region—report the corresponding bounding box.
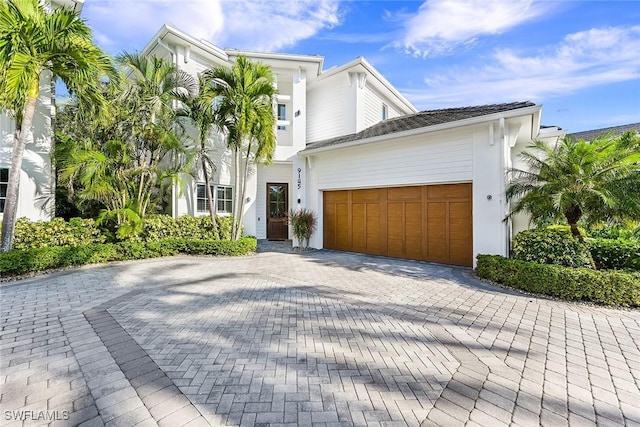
[307,77,345,143]
[364,84,402,128]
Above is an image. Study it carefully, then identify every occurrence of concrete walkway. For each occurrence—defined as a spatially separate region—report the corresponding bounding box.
[1,245,639,426]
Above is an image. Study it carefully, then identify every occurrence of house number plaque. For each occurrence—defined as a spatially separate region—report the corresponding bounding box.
[297,168,302,189]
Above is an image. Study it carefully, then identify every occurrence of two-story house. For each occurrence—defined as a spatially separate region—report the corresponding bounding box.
[144,25,564,267]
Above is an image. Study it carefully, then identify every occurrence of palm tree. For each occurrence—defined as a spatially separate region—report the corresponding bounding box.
[56,55,196,237]
[506,132,640,242]
[175,74,221,234]
[117,53,198,217]
[0,0,115,251]
[204,56,277,240]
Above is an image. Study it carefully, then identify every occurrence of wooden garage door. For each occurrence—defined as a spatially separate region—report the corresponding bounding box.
[323,183,472,266]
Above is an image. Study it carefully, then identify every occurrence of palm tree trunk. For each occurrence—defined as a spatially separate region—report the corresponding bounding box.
[201,156,218,237]
[569,222,583,242]
[233,147,242,240]
[1,96,38,252]
[235,142,253,241]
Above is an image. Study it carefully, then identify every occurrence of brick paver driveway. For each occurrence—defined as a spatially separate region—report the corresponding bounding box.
[1,243,639,427]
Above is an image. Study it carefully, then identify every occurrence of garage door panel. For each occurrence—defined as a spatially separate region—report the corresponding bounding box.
[352,188,381,202]
[352,204,366,251]
[450,202,471,218]
[325,190,348,203]
[336,203,349,249]
[449,240,473,266]
[406,237,423,260]
[428,183,471,200]
[323,203,336,248]
[388,186,422,201]
[323,183,472,266]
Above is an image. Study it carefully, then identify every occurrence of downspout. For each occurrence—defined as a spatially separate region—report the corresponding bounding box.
[156,38,180,219]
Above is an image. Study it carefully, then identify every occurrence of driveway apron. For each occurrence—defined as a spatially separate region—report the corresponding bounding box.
[1,244,639,426]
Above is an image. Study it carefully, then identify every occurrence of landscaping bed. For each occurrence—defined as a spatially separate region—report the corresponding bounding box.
[476,254,640,308]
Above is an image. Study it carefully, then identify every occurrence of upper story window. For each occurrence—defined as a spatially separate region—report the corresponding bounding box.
[382,104,388,121]
[277,103,287,130]
[0,168,8,213]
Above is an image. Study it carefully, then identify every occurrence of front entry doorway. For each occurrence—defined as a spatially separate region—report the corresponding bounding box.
[267,183,288,240]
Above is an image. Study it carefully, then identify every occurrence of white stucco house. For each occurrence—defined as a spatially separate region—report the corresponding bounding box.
[0,0,84,223]
[143,24,566,267]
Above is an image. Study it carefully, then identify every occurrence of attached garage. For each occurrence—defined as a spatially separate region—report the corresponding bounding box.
[323,183,473,266]
[300,102,546,267]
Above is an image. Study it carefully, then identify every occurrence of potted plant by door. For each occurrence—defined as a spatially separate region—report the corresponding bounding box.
[288,209,317,251]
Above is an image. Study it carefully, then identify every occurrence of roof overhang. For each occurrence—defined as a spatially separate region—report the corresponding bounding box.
[225,50,324,78]
[142,24,229,64]
[300,104,542,156]
[52,0,84,12]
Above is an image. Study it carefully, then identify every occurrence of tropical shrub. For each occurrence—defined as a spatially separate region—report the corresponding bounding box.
[512,228,593,268]
[288,209,318,249]
[588,238,640,271]
[138,215,235,241]
[506,133,640,241]
[0,237,256,277]
[476,255,640,307]
[13,215,238,250]
[13,217,107,250]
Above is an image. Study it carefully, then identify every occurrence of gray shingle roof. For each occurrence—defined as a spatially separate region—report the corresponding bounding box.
[303,101,536,151]
[568,123,640,141]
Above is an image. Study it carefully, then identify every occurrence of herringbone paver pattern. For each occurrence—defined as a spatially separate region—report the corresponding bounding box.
[1,244,639,427]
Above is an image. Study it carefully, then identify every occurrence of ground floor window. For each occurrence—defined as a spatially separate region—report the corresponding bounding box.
[196,184,233,214]
[0,168,8,213]
[217,186,233,214]
[196,184,214,212]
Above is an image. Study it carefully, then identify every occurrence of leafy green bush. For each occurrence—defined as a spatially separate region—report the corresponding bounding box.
[588,238,640,271]
[13,217,107,250]
[0,237,256,277]
[137,214,235,241]
[585,222,640,240]
[512,228,593,268]
[476,255,640,307]
[13,215,238,249]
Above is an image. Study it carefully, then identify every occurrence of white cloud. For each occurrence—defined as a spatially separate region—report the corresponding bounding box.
[402,26,640,109]
[395,0,554,57]
[218,0,341,51]
[84,0,341,53]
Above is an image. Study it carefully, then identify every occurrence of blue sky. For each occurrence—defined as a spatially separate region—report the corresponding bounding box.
[82,0,640,133]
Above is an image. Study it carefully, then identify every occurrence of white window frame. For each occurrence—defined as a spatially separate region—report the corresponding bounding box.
[216,185,233,214]
[196,183,234,214]
[382,103,388,121]
[277,103,287,130]
[196,183,215,213]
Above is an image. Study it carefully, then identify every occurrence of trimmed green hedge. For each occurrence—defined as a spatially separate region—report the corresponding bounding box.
[512,228,593,268]
[476,255,640,307]
[13,215,238,250]
[0,237,256,277]
[588,238,640,271]
[14,217,107,250]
